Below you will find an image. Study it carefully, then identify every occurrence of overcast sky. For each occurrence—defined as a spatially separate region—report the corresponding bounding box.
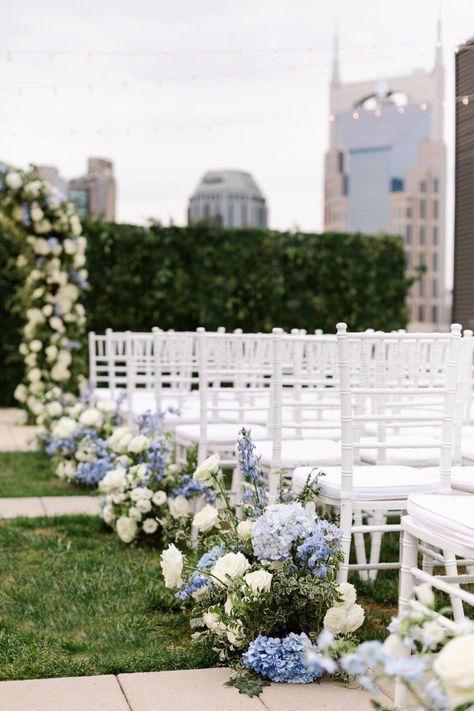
[1,0,473,281]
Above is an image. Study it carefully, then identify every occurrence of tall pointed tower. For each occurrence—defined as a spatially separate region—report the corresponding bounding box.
[323,21,447,330]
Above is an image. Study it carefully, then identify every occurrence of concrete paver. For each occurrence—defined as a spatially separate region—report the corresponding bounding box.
[41,496,101,517]
[0,675,130,711]
[260,678,392,710]
[0,497,46,519]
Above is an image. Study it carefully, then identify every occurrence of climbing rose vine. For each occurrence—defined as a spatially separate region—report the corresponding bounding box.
[0,165,87,423]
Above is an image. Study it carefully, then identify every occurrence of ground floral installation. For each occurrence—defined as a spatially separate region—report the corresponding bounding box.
[160,428,365,697]
[340,583,474,711]
[0,165,87,423]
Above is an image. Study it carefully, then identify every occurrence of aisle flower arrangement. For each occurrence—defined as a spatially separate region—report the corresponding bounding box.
[160,429,365,696]
[0,166,87,423]
[341,584,474,710]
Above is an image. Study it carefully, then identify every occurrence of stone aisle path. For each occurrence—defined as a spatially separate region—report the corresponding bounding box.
[0,408,39,451]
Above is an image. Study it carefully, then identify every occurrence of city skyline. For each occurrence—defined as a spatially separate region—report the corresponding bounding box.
[1,0,473,287]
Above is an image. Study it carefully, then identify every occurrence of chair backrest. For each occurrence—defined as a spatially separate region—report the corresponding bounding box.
[337,322,463,496]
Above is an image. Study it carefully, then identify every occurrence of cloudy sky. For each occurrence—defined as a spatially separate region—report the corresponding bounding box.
[1,0,472,276]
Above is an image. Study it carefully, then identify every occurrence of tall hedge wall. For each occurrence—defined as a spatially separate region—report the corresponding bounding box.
[0,221,411,404]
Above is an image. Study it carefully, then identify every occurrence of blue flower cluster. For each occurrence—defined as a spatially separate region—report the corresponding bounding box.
[176,545,225,601]
[237,428,267,517]
[251,503,315,561]
[296,520,343,579]
[74,453,115,486]
[171,474,215,503]
[243,633,323,684]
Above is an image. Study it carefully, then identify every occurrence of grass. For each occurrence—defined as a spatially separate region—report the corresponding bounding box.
[0,452,97,498]
[0,515,215,680]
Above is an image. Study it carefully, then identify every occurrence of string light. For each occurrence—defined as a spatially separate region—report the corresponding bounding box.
[374,109,381,117]
[328,114,335,122]
[462,96,469,106]
[352,111,359,120]
[420,103,427,111]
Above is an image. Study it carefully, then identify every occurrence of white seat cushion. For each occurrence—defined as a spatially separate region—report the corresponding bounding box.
[422,466,474,494]
[256,439,341,468]
[407,494,474,549]
[359,435,440,467]
[293,465,438,500]
[461,437,474,461]
[175,423,268,445]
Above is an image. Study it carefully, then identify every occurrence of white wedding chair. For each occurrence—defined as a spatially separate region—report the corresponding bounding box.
[293,323,463,583]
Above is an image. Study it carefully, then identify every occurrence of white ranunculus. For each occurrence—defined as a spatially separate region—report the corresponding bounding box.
[130,486,154,502]
[136,498,152,514]
[168,495,191,519]
[211,552,251,587]
[127,434,150,454]
[99,468,127,494]
[29,339,42,352]
[50,364,70,382]
[56,460,76,481]
[14,384,28,403]
[160,544,183,588]
[433,633,474,709]
[414,583,435,608]
[46,401,63,418]
[116,516,138,544]
[52,416,79,439]
[5,172,22,190]
[323,607,348,635]
[152,490,167,506]
[96,399,117,415]
[79,408,103,429]
[236,519,255,541]
[27,368,42,382]
[102,503,116,525]
[334,582,357,610]
[202,612,226,635]
[192,504,219,533]
[142,518,159,534]
[243,569,273,596]
[193,453,220,482]
[344,604,365,633]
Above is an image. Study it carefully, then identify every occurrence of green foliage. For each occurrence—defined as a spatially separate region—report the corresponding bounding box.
[0,451,97,498]
[225,670,271,697]
[0,220,24,405]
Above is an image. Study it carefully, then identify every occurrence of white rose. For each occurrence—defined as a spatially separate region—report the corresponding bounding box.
[112,492,126,505]
[344,604,365,633]
[193,453,220,482]
[29,339,42,352]
[414,583,435,608]
[27,368,42,382]
[51,364,70,382]
[236,520,255,541]
[52,416,78,439]
[46,401,63,418]
[192,504,219,533]
[142,518,158,534]
[135,463,148,480]
[334,582,357,610]
[129,506,142,521]
[211,552,251,587]
[96,399,117,415]
[422,620,445,646]
[130,487,154,502]
[102,503,116,526]
[116,516,138,544]
[160,544,183,588]
[136,498,152,514]
[79,408,103,429]
[30,205,44,222]
[68,402,85,418]
[108,427,132,452]
[49,316,65,332]
[14,384,28,403]
[243,569,273,596]
[127,434,150,454]
[433,633,474,709]
[27,397,44,416]
[324,607,348,635]
[99,468,126,494]
[168,495,191,519]
[152,490,167,506]
[5,172,22,190]
[56,460,76,481]
[202,612,226,635]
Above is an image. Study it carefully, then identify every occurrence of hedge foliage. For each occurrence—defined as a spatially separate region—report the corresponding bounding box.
[0,221,411,404]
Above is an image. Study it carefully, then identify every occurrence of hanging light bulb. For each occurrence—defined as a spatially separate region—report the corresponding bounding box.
[462,96,470,106]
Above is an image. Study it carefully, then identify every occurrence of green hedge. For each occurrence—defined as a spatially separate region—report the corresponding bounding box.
[0,221,411,404]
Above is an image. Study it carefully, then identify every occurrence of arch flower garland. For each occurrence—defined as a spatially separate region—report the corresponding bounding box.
[0,165,87,424]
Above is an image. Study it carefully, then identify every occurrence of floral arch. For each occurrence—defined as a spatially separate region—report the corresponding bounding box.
[0,166,87,423]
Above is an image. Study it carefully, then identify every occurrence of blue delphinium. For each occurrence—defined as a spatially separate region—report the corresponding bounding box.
[341,640,426,690]
[237,428,268,517]
[176,545,225,601]
[171,474,215,503]
[243,633,323,683]
[296,520,343,578]
[74,454,115,486]
[251,502,314,561]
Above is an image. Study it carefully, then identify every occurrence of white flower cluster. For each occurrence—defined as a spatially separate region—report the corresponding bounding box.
[2,169,87,422]
[323,583,365,635]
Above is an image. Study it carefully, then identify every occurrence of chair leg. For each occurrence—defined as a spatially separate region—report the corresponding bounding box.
[337,500,353,584]
[422,543,435,575]
[368,511,385,582]
[395,529,418,708]
[353,512,368,581]
[443,550,465,623]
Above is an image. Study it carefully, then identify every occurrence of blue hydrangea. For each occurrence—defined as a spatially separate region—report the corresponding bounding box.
[243,632,324,683]
[251,503,315,561]
[74,454,115,486]
[296,520,343,577]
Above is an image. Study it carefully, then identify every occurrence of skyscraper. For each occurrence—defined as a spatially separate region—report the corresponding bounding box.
[68,157,116,221]
[453,37,474,328]
[324,23,446,330]
[188,170,268,229]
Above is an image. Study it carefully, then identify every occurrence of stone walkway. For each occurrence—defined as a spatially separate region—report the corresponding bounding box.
[0,668,392,711]
[0,408,39,452]
[0,496,101,518]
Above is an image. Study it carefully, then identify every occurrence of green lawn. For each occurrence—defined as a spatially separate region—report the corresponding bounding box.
[0,452,97,497]
[0,515,214,680]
